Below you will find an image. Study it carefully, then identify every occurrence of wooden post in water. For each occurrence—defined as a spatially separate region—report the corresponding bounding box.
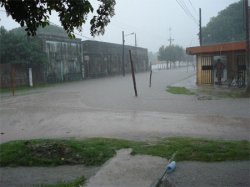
[11,66,15,96]
[149,63,152,88]
[129,50,138,97]
[149,70,152,88]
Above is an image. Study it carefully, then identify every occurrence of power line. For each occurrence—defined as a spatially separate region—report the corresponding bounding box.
[175,0,199,26]
[188,0,198,15]
[178,0,199,25]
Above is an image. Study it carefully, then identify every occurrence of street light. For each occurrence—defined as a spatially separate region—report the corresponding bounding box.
[122,31,137,76]
[125,32,134,37]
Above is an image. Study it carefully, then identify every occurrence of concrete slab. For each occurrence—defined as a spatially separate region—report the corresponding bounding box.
[164,161,250,187]
[85,149,250,187]
[86,149,168,187]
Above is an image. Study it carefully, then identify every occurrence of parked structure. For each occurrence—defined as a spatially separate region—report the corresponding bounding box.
[186,41,247,87]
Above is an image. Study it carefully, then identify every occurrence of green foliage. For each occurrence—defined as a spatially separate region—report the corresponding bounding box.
[166,86,195,95]
[133,137,250,162]
[158,45,188,62]
[202,0,245,44]
[0,138,141,167]
[0,0,116,38]
[0,26,47,65]
[0,137,249,167]
[10,25,68,38]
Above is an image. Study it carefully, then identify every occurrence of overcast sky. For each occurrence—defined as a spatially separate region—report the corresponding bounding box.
[0,0,240,52]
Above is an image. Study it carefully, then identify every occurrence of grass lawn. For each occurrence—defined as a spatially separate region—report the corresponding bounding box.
[166,86,195,95]
[0,137,249,167]
[0,84,52,95]
[166,86,250,99]
[0,82,71,95]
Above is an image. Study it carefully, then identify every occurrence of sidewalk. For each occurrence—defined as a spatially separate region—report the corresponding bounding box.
[86,149,250,187]
[1,149,249,187]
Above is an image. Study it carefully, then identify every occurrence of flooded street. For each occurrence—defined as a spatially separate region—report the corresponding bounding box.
[1,68,250,187]
[0,68,249,143]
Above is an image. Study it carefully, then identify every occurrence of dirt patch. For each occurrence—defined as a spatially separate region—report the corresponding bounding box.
[26,141,81,164]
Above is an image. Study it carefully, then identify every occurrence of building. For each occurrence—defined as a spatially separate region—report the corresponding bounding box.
[0,26,149,88]
[38,33,83,83]
[0,26,83,88]
[186,41,247,86]
[82,40,149,78]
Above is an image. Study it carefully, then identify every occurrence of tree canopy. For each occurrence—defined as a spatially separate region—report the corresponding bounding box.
[0,26,47,65]
[0,0,116,38]
[10,25,68,37]
[202,0,245,44]
[158,45,186,62]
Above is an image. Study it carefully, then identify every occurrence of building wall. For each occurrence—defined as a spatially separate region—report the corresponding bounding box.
[1,37,149,88]
[38,34,83,82]
[82,40,149,78]
[196,52,246,85]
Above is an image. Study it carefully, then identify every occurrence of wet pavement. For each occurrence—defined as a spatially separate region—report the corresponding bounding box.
[86,149,250,187]
[86,149,168,187]
[0,165,99,187]
[0,67,249,186]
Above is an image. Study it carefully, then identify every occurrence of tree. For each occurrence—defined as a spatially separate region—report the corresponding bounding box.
[0,0,116,38]
[202,0,245,44]
[158,46,166,61]
[157,45,185,62]
[0,26,47,65]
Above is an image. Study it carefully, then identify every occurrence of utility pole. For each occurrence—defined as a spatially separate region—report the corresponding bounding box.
[129,50,138,97]
[244,0,250,93]
[168,28,174,46]
[199,8,202,46]
[122,31,125,76]
[135,33,137,47]
[134,33,138,72]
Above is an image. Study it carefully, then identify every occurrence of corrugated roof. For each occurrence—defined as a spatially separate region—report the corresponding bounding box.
[186,41,246,55]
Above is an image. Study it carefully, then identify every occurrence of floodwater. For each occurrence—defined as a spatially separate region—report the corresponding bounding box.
[0,67,249,143]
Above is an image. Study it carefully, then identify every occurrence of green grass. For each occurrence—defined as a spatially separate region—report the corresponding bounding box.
[0,83,65,95]
[0,137,249,167]
[0,138,141,167]
[40,176,86,187]
[0,84,50,94]
[196,86,249,99]
[132,137,250,162]
[166,86,195,95]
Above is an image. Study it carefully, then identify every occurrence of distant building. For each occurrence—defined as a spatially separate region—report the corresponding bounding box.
[82,40,149,78]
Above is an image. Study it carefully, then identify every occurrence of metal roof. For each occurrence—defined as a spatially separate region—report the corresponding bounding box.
[186,41,246,55]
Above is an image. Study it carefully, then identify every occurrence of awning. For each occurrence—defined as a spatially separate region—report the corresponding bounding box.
[186,41,246,55]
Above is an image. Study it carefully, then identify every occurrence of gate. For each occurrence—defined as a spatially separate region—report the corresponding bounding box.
[197,55,213,85]
[236,54,246,87]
